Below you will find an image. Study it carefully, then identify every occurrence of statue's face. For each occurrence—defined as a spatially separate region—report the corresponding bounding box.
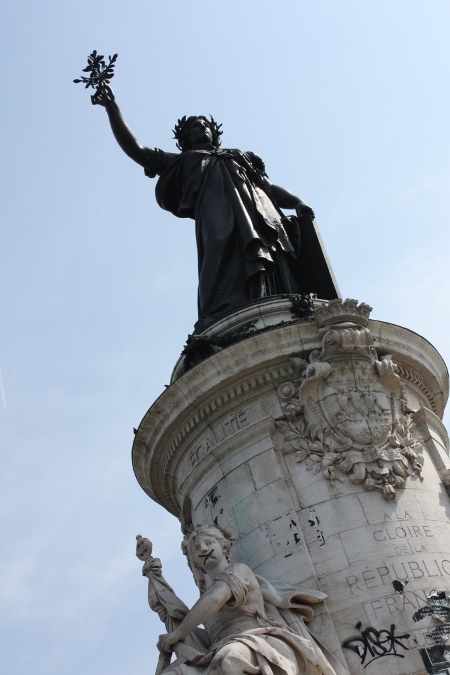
[136,536,152,560]
[189,118,213,147]
[191,532,224,570]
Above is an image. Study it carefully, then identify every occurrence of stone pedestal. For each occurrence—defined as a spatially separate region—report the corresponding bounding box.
[132,297,450,675]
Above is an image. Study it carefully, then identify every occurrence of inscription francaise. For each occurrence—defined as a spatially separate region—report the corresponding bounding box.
[366,589,436,620]
[188,411,249,468]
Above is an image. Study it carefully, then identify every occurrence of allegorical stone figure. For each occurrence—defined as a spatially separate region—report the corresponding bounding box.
[94,86,316,332]
[137,525,347,675]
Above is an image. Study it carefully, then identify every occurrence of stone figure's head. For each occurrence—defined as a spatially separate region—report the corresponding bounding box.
[173,115,222,151]
[182,524,233,573]
[135,534,153,561]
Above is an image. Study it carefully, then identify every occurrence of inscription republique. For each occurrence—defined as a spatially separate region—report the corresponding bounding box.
[188,411,249,468]
[346,558,450,595]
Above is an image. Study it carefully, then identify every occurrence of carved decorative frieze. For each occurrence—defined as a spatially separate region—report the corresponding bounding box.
[276,299,425,500]
[395,363,437,413]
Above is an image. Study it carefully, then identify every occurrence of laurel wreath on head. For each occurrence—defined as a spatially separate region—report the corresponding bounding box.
[172,115,223,151]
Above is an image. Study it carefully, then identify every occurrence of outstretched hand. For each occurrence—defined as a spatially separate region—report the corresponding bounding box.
[91,84,115,107]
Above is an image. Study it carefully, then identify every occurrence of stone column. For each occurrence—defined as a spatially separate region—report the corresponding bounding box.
[132,297,450,675]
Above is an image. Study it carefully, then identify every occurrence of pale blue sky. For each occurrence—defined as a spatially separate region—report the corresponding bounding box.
[1,2,449,673]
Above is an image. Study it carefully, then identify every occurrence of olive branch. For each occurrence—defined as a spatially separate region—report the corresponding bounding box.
[73,50,118,101]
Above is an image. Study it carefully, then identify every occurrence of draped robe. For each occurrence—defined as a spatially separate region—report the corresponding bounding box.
[162,563,346,675]
[144,148,298,332]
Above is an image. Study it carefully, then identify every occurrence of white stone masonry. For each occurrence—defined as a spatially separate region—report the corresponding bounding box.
[133,297,449,675]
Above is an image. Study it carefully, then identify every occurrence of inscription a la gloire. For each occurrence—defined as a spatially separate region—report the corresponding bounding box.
[373,524,433,541]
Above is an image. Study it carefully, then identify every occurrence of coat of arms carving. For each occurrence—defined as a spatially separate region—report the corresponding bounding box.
[276,299,424,500]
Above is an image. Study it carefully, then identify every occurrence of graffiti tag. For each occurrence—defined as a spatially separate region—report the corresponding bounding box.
[308,509,325,547]
[342,622,410,667]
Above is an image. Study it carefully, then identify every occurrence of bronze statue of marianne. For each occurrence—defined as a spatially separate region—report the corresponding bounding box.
[91,84,337,333]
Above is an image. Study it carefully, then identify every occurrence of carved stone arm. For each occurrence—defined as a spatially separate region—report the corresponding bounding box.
[158,579,232,652]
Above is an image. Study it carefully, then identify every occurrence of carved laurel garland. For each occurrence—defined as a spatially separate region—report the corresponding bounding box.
[276,383,424,500]
[275,300,426,501]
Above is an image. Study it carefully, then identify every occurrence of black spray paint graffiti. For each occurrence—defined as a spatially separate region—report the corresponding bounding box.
[289,518,301,546]
[212,509,223,527]
[308,509,325,547]
[204,487,224,527]
[342,622,410,667]
[204,486,220,508]
[264,512,302,558]
[392,579,409,593]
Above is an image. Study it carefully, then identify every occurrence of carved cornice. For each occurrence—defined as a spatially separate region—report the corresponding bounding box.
[132,308,448,514]
[176,416,277,499]
[160,364,303,507]
[395,364,437,413]
[168,362,301,458]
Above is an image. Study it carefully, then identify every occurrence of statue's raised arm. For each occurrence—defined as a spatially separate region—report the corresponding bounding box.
[75,52,339,333]
[74,51,160,168]
[93,85,156,168]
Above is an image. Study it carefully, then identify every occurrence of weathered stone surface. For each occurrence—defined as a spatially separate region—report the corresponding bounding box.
[132,297,449,674]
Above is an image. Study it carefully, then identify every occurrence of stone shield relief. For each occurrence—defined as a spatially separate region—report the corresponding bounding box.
[276,300,425,500]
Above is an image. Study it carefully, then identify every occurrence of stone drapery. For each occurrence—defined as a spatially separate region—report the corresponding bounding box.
[163,563,345,675]
[145,148,299,332]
